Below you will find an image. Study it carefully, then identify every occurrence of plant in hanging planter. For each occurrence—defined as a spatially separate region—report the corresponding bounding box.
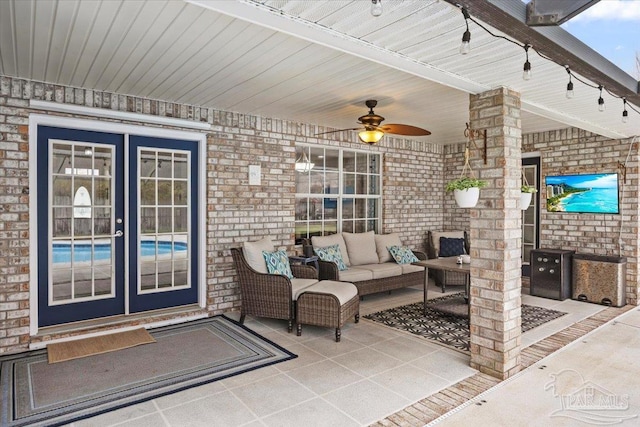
[520,172,537,210]
[521,185,537,193]
[446,177,488,208]
[446,177,488,192]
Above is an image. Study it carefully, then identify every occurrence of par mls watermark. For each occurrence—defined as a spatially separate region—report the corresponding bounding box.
[545,369,638,425]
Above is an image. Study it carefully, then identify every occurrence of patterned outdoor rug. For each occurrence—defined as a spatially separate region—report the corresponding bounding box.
[0,316,296,427]
[364,293,567,353]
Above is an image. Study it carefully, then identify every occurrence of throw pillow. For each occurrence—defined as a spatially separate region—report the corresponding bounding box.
[439,237,465,257]
[262,250,293,279]
[314,244,348,271]
[387,245,419,264]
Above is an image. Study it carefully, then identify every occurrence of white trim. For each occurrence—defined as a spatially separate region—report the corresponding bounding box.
[28,113,208,336]
[28,312,209,350]
[29,100,211,131]
[522,151,541,159]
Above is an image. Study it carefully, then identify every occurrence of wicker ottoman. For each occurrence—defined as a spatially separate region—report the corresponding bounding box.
[296,280,359,342]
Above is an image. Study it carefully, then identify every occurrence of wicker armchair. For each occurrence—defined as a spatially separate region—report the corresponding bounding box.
[231,247,318,332]
[426,230,470,292]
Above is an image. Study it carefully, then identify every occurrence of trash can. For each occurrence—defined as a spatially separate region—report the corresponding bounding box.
[572,254,627,307]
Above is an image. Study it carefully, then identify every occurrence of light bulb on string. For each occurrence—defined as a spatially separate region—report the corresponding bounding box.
[371,0,382,17]
[598,86,605,112]
[622,99,629,123]
[459,8,471,55]
[522,45,531,80]
[565,67,574,99]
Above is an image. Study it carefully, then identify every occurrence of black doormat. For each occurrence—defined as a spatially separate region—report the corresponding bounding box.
[364,293,567,353]
[0,316,296,427]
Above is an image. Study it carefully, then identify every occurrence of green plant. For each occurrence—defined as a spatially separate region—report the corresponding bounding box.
[445,177,488,192]
[521,185,537,193]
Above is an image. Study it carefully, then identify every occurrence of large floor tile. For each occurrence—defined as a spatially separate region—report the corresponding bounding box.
[162,390,257,427]
[285,359,364,395]
[272,342,327,372]
[301,335,365,358]
[410,349,477,383]
[261,397,359,427]
[323,379,411,425]
[369,334,440,362]
[154,380,226,410]
[219,364,282,389]
[230,373,316,417]
[332,347,402,378]
[370,363,450,401]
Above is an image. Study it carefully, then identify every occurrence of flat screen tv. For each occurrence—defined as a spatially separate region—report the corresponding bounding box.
[545,173,619,214]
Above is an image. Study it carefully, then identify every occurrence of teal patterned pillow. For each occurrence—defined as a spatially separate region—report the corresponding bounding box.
[314,244,348,271]
[387,246,419,264]
[262,250,293,279]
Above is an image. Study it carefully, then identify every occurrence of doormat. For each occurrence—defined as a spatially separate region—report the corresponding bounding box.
[1,316,296,427]
[47,328,156,363]
[364,293,567,353]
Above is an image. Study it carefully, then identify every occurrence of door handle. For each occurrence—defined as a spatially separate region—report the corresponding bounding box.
[113,230,124,238]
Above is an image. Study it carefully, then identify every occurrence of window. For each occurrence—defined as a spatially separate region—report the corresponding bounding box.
[295,144,381,243]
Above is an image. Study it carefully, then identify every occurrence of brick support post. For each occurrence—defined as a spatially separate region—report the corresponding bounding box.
[468,87,522,379]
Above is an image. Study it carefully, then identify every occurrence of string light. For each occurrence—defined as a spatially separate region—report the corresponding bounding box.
[457,5,639,125]
[371,0,382,17]
[522,45,532,80]
[598,86,605,112]
[565,66,574,99]
[459,8,471,55]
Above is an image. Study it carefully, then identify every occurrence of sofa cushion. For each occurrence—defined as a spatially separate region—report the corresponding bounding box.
[343,231,379,266]
[337,267,374,282]
[291,278,320,300]
[243,237,274,273]
[431,231,465,257]
[374,233,402,263]
[400,263,425,275]
[388,246,419,264]
[314,244,348,271]
[357,263,403,279]
[311,234,351,266]
[262,250,293,279]
[439,237,465,257]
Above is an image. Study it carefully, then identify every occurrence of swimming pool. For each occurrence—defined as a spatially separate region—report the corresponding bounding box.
[52,241,187,263]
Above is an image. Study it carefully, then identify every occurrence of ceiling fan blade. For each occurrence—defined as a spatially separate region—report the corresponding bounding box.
[379,124,431,136]
[315,127,363,136]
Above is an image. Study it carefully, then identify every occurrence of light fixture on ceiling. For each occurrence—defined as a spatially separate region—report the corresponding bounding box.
[522,44,531,80]
[598,86,605,112]
[623,99,629,123]
[295,149,315,172]
[84,147,93,156]
[565,67,574,99]
[459,7,471,55]
[371,0,382,17]
[358,128,385,144]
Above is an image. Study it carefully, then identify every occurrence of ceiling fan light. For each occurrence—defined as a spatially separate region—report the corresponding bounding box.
[295,150,315,172]
[358,129,384,144]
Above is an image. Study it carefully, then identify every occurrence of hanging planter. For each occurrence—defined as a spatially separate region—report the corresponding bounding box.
[446,124,487,208]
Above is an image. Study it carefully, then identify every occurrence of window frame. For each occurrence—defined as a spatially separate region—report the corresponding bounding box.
[294,144,382,243]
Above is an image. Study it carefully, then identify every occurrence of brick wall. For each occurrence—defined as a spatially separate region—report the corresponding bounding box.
[0,76,444,354]
[523,129,639,305]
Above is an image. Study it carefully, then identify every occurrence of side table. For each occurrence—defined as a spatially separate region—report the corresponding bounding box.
[289,255,319,271]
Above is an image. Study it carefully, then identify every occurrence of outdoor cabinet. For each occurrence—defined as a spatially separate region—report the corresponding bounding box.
[530,249,575,300]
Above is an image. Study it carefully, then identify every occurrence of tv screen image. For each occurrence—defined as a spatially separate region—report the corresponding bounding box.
[545,173,619,214]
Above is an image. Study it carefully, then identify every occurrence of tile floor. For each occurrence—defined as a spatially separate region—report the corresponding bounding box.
[70,283,607,427]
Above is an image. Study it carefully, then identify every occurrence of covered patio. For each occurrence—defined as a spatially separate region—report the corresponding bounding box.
[0,0,639,424]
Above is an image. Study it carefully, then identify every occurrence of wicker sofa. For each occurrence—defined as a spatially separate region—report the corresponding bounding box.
[310,231,426,297]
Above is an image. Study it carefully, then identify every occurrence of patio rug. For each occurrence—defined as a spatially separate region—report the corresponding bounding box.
[0,316,296,427]
[364,293,567,353]
[47,328,156,363]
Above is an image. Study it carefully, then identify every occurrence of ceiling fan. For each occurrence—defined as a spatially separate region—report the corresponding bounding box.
[317,99,431,144]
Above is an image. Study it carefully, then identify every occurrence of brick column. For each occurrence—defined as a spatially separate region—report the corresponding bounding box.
[468,87,522,379]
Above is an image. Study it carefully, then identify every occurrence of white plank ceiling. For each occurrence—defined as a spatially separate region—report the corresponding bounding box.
[1,0,638,144]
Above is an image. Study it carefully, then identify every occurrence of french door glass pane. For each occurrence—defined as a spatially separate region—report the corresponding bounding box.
[138,148,191,293]
[50,141,115,304]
